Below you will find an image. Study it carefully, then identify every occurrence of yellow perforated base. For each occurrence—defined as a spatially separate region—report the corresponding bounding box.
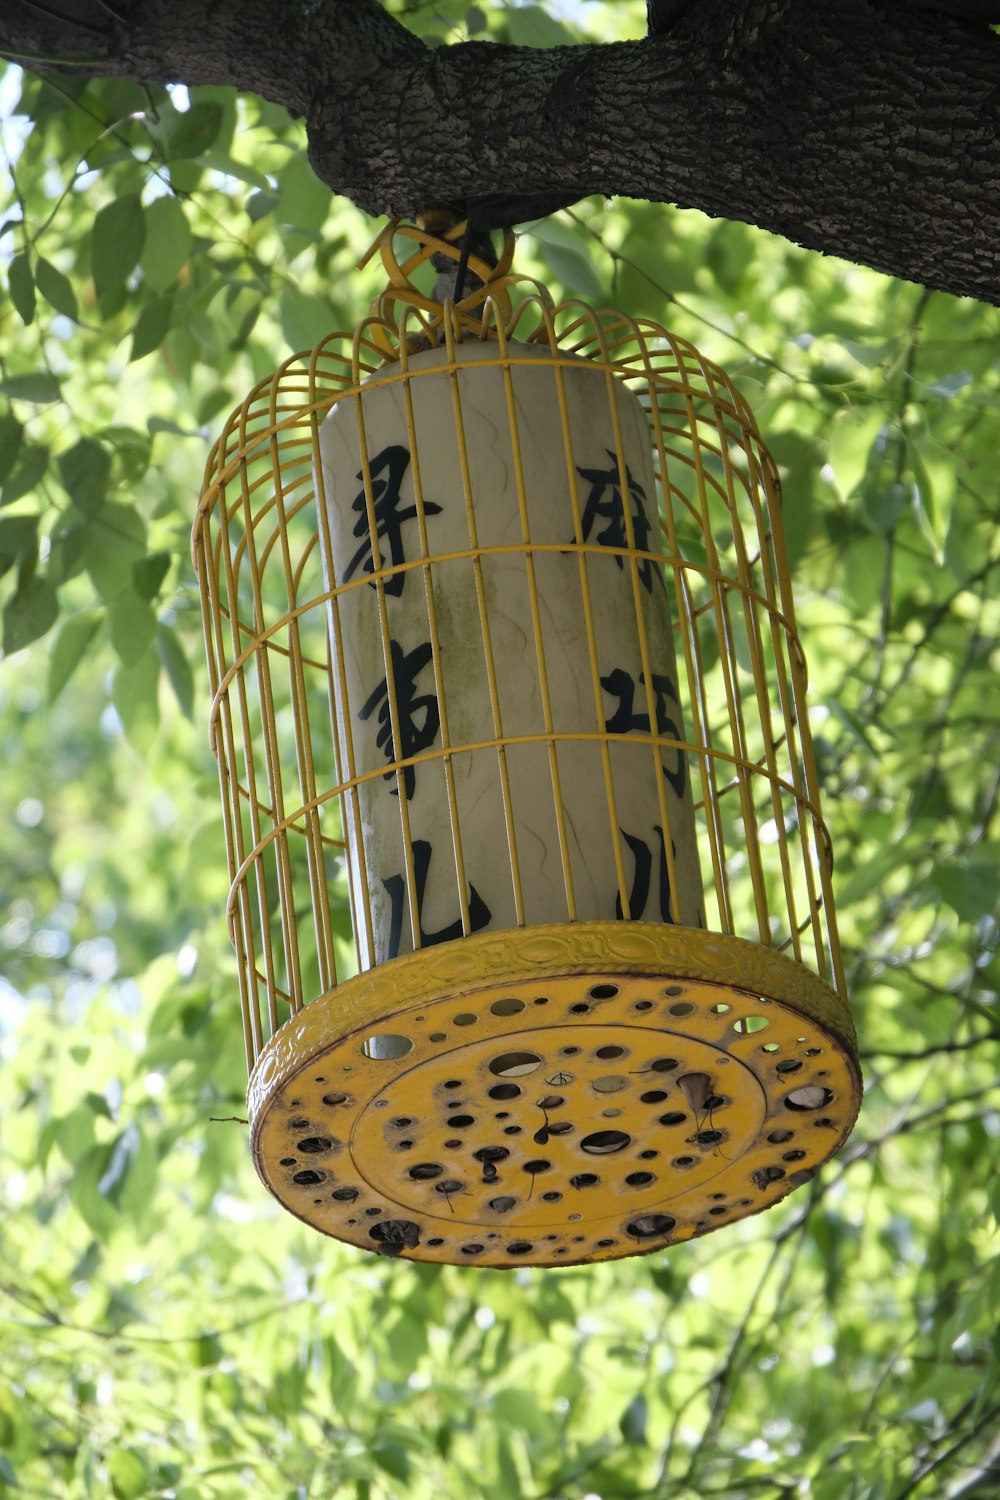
[248,925,861,1266]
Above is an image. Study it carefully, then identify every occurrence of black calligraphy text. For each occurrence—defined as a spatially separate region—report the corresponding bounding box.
[382,840,492,959]
[342,444,441,597]
[575,450,661,593]
[616,825,676,923]
[602,666,686,798]
[358,639,440,800]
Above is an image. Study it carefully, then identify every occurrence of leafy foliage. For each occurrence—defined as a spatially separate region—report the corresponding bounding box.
[2,5,999,1498]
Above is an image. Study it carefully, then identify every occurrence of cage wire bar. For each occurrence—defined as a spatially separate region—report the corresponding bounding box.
[192,220,860,1266]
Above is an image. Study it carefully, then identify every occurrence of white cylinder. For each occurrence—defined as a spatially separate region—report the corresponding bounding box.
[318,341,704,969]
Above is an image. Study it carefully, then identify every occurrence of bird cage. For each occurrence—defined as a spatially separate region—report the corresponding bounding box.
[192,218,861,1266]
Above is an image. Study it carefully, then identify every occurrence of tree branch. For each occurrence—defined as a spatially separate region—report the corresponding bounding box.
[2,0,999,302]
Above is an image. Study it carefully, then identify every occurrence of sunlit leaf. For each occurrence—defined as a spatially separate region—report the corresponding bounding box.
[140,196,192,292]
[91,193,146,297]
[3,574,58,653]
[35,256,78,320]
[48,608,103,702]
[8,252,36,326]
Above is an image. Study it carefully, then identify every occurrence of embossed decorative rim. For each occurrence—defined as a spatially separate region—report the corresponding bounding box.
[247,924,861,1266]
[248,923,856,1115]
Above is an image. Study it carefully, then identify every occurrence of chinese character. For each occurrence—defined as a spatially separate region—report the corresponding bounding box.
[341,444,442,597]
[616,825,675,923]
[575,449,661,593]
[358,639,440,800]
[602,666,686,798]
[382,840,492,959]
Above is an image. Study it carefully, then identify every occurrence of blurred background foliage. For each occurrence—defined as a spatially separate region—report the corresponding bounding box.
[1,2,999,1498]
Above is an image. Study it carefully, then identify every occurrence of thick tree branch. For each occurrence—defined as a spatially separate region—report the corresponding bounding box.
[2,0,999,303]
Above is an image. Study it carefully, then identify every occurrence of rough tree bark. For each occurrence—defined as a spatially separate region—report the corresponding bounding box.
[2,0,999,303]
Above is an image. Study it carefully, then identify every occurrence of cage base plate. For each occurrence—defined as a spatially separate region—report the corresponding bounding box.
[248,924,860,1266]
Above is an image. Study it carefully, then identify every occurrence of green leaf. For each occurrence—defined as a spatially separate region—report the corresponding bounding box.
[0,443,45,506]
[98,1122,140,1206]
[493,1388,547,1436]
[0,412,24,488]
[48,609,103,702]
[9,252,36,325]
[861,480,908,534]
[133,550,171,601]
[108,1445,150,1500]
[768,430,821,565]
[526,219,604,295]
[139,196,191,292]
[84,503,147,601]
[279,286,333,353]
[47,521,88,585]
[148,415,201,438]
[0,371,62,404]
[58,437,111,516]
[104,424,151,484]
[827,406,885,500]
[371,1443,410,1485]
[108,590,157,666]
[275,154,331,232]
[3,575,58,653]
[838,841,914,907]
[931,849,1000,922]
[507,5,576,45]
[112,648,160,751]
[130,293,174,362]
[91,194,145,297]
[156,622,194,718]
[200,150,273,192]
[906,431,952,561]
[35,256,78,319]
[928,370,972,398]
[0,513,39,564]
[246,189,278,222]
[619,1392,648,1445]
[165,101,224,161]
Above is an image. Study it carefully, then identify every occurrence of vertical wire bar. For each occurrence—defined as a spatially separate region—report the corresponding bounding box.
[193,506,257,1073]
[351,386,422,952]
[213,492,263,1056]
[496,327,578,922]
[398,322,473,935]
[261,421,310,1011]
[271,462,332,1004]
[762,487,833,980]
[663,373,734,928]
[602,352,683,923]
[708,401,802,958]
[245,483,301,1012]
[737,445,809,964]
[541,306,631,920]
[304,395,346,990]
[205,476,256,1050]
[443,318,527,927]
[234,419,283,1035]
[681,386,753,934]
[314,358,374,972]
[219,445,277,1042]
[280,485,338,1002]
[681,568,732,930]
[756,447,843,988]
[688,386,772,943]
[736,421,826,973]
[644,347,728,931]
[630,330,702,925]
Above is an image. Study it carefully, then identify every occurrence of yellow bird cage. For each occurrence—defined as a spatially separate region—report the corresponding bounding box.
[193,219,861,1266]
